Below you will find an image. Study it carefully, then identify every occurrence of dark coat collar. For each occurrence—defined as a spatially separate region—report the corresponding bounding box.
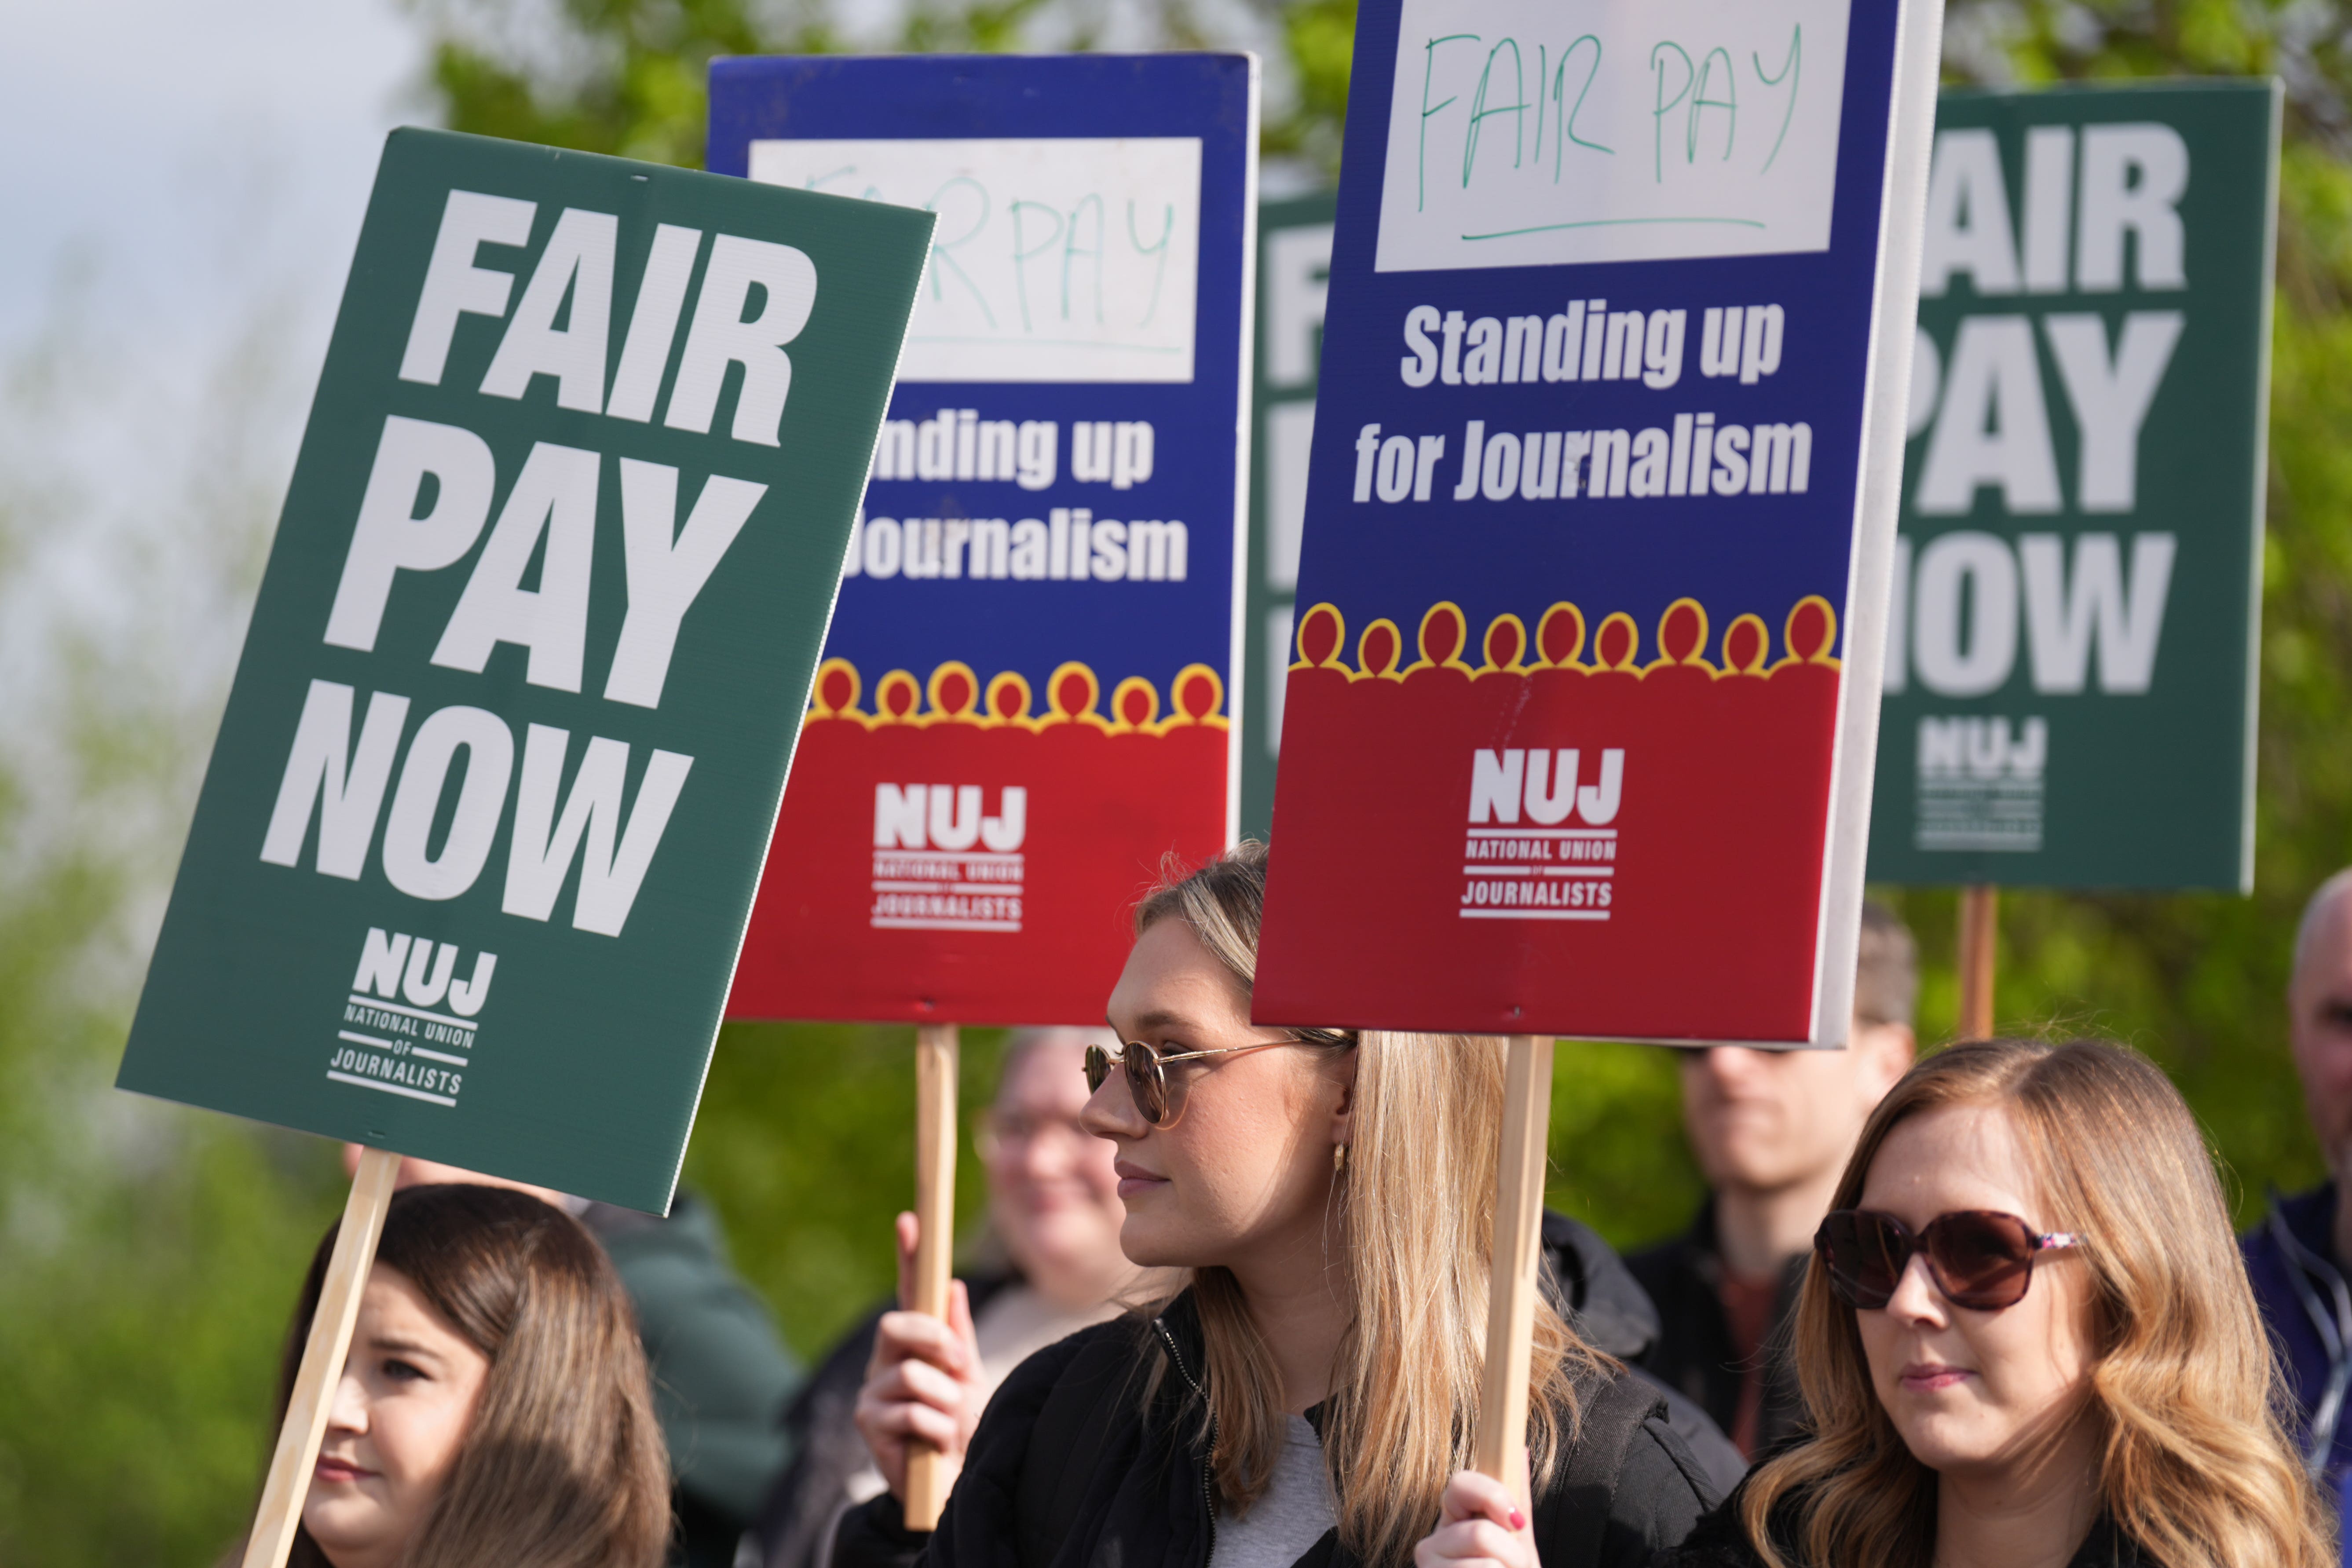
[2274,1181,2341,1268]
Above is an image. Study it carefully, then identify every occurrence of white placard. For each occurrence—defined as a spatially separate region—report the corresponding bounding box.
[749,136,1203,383]
[1376,0,1851,273]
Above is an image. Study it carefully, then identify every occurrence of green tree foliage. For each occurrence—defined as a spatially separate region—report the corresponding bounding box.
[409,0,827,168]
[404,0,1225,172]
[1266,0,1354,173]
[684,1025,1009,1351]
[0,298,348,1563]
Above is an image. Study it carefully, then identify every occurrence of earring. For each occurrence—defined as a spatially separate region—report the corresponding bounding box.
[1333,1144,1348,1174]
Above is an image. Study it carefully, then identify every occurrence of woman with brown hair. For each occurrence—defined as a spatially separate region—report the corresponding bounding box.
[837,841,1716,1568]
[252,1182,672,1568]
[1668,1037,2334,1568]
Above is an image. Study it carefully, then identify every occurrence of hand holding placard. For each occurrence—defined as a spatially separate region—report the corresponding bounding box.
[905,1023,962,1528]
[853,1216,982,1528]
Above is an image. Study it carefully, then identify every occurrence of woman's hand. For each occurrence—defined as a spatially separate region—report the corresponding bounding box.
[1413,1462,1539,1568]
[852,1211,985,1509]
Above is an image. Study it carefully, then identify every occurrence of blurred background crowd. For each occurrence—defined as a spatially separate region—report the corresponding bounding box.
[11,0,2352,1560]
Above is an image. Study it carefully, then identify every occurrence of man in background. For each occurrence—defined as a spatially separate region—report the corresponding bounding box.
[340,1144,800,1567]
[1628,901,1919,1460]
[2242,869,2352,1502]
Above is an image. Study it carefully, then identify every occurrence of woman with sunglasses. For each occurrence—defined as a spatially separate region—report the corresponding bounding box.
[836,841,1716,1568]
[1668,1037,2330,1568]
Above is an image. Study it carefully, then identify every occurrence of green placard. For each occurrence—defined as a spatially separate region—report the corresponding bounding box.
[1242,190,1336,841]
[1869,82,2279,891]
[114,129,932,1211]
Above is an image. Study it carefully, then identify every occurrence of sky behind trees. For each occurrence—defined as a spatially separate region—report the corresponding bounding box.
[0,0,418,352]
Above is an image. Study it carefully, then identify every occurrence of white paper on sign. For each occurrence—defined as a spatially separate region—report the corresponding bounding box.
[747,136,1203,383]
[1376,0,1851,273]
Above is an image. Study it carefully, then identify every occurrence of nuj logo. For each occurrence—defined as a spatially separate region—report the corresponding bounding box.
[330,927,492,1109]
[353,926,498,1016]
[869,785,1027,934]
[1467,749,1624,826]
[1460,749,1625,923]
[873,784,1027,851]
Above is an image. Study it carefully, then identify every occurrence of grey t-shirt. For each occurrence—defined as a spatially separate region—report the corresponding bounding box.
[1209,1415,1337,1568]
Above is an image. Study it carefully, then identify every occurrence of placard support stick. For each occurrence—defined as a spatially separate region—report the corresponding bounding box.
[241,1145,401,1568]
[1956,885,1998,1040]
[905,1023,960,1529]
[1475,1034,1555,1515]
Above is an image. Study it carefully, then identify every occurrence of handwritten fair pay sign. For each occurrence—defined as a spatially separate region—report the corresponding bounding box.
[1255,0,1942,1044]
[708,55,1258,1025]
[114,130,931,1213]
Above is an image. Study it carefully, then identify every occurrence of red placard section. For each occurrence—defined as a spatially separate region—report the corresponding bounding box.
[1255,594,1843,1043]
[728,658,1228,1024]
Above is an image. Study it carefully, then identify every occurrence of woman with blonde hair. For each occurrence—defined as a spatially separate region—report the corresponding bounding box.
[838,841,1716,1568]
[1668,1037,2334,1568]
[244,1182,672,1568]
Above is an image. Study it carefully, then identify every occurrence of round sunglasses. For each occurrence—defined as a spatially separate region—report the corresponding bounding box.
[1814,1208,2084,1312]
[1084,1034,1353,1127]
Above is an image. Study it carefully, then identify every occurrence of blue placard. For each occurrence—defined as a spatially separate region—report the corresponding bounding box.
[1295,2,1895,640]
[710,55,1259,1023]
[709,55,1253,750]
[1256,0,1935,1045]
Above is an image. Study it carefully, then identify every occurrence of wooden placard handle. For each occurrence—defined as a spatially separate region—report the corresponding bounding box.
[1475,1034,1555,1513]
[1957,884,1998,1041]
[904,1023,960,1530]
[241,1145,402,1568]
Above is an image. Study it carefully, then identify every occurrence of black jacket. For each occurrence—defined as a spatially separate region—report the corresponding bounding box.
[2239,1183,2352,1483]
[1540,1214,1747,1493]
[761,1216,1742,1568]
[830,1288,1718,1568]
[1624,1203,1808,1460]
[1662,1481,2151,1567]
[578,1195,802,1568]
